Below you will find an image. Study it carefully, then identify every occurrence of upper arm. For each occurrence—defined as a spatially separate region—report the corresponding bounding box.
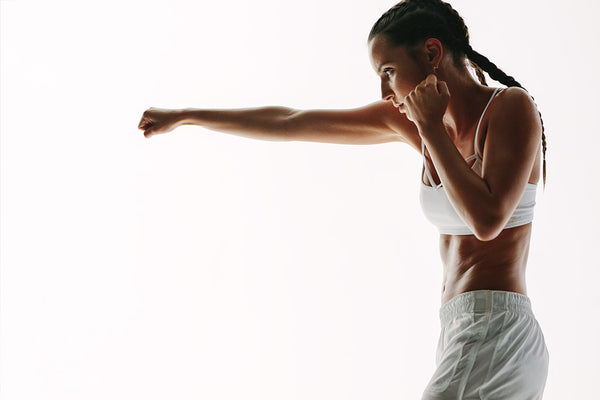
[480,87,542,227]
[288,100,421,147]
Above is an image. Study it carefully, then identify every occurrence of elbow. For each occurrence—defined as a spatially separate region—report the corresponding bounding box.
[474,228,501,242]
[471,213,505,242]
[281,109,302,141]
[467,196,510,242]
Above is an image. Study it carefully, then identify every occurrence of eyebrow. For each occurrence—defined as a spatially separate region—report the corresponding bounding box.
[377,61,392,73]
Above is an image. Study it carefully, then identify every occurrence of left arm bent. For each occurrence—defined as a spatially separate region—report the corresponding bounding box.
[420,87,542,241]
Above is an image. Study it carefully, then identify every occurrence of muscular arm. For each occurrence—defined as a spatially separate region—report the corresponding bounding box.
[419,87,542,241]
[177,100,419,146]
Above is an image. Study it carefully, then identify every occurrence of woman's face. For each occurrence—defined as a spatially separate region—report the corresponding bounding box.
[368,34,430,107]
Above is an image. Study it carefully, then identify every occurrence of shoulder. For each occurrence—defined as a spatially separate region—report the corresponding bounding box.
[495,86,540,120]
[480,86,542,177]
[488,86,542,142]
[497,86,536,105]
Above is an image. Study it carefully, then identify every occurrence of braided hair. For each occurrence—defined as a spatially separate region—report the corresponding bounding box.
[368,0,547,188]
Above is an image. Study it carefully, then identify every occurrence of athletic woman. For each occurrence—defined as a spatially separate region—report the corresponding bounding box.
[137,1,550,398]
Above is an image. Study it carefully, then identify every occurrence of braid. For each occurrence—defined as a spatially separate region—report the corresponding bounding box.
[369,0,547,189]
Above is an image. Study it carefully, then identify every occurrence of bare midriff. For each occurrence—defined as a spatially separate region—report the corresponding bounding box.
[439,222,532,306]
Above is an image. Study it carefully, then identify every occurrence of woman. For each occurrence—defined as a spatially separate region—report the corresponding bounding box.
[137,0,549,398]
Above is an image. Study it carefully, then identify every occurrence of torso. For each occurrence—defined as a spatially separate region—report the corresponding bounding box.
[437,223,533,306]
[404,87,542,307]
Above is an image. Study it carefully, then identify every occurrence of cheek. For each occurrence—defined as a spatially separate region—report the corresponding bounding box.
[392,80,411,99]
[394,69,425,95]
[389,75,412,95]
[395,78,421,98]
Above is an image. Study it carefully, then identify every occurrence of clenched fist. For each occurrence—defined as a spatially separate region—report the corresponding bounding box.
[398,74,450,129]
[137,107,183,138]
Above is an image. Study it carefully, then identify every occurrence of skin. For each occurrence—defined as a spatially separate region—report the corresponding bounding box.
[138,34,542,308]
[368,35,542,306]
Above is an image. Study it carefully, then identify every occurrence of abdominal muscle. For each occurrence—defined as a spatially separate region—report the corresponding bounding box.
[439,223,532,306]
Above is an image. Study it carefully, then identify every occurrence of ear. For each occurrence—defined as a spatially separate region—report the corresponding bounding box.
[423,38,443,66]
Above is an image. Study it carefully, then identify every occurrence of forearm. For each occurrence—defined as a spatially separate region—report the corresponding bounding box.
[419,122,498,239]
[179,106,296,142]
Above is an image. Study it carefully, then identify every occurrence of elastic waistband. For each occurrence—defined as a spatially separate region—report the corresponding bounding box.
[440,290,534,326]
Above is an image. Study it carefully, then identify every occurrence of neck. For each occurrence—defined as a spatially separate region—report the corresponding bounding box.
[437,68,491,141]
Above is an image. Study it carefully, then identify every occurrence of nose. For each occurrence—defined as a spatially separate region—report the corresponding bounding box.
[381,80,396,104]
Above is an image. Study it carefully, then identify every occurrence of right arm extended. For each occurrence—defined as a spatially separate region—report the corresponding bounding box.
[138,100,420,146]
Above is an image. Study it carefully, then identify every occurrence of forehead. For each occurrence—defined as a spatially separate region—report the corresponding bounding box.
[368,35,411,69]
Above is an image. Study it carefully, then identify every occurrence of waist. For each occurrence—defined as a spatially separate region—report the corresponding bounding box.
[440,289,534,326]
[439,223,531,300]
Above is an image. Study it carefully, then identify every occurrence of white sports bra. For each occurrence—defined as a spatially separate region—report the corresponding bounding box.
[419,87,537,235]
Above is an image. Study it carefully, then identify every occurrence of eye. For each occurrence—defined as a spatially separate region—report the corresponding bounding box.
[383,68,393,78]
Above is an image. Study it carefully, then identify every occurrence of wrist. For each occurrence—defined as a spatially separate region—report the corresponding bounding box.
[173,108,190,125]
[178,108,197,126]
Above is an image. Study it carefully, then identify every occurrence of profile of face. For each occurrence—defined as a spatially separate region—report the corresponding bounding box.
[368,34,438,108]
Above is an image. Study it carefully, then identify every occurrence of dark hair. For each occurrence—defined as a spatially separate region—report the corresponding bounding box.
[369,0,547,188]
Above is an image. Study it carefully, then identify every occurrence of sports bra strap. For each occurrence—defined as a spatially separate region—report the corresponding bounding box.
[421,139,443,189]
[474,87,502,159]
[464,154,477,163]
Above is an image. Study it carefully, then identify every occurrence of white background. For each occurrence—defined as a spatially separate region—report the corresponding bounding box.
[1,0,599,399]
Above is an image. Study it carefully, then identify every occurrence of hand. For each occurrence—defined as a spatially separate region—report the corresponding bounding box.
[398,74,450,130]
[137,107,183,138]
